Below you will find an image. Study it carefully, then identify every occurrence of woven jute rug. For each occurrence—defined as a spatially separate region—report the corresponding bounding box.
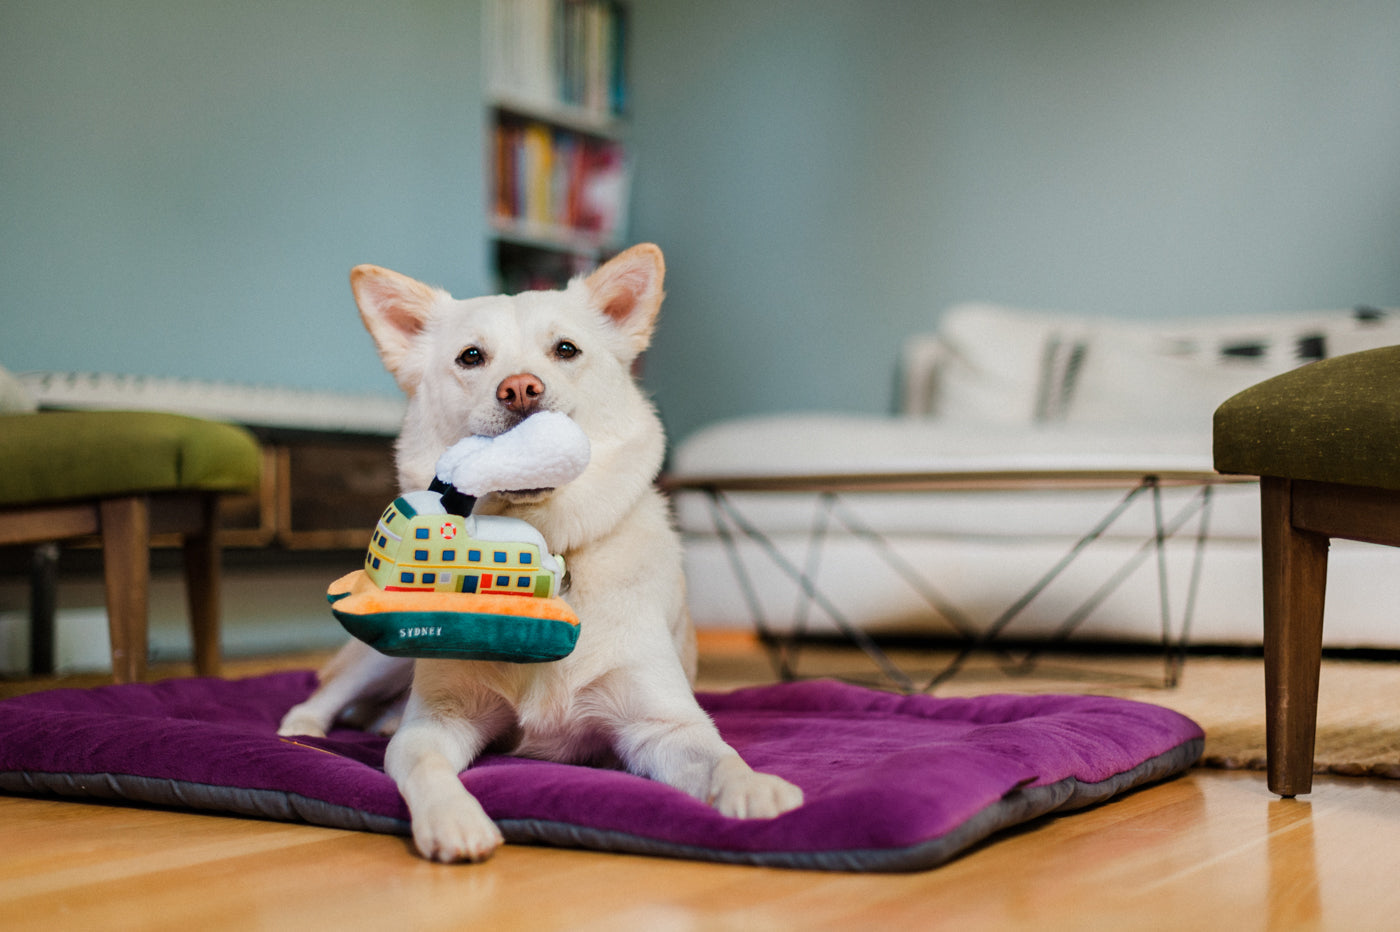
[948,654,1400,778]
[1096,656,1400,778]
[695,638,1400,779]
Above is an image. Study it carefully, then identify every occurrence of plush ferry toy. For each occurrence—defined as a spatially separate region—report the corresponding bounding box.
[328,412,590,663]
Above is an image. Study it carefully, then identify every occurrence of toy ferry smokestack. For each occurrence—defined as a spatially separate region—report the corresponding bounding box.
[429,477,477,517]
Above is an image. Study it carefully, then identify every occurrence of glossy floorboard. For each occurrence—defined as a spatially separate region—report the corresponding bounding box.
[5,772,1399,931]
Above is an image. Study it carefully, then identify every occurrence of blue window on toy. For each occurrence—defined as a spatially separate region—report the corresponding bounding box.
[442,550,455,562]
[520,552,533,565]
[415,549,429,561]
[468,550,481,562]
[378,535,388,548]
[415,528,430,539]
[462,575,478,593]
[383,509,395,522]
[494,551,508,563]
[372,557,381,569]
[400,572,414,584]
[422,573,436,584]
[497,575,510,586]
[518,576,530,587]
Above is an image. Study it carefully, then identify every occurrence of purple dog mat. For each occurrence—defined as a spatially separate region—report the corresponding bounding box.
[0,672,1202,872]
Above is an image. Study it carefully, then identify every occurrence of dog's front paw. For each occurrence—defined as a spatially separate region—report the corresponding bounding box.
[277,705,328,738]
[412,793,505,864]
[708,756,804,820]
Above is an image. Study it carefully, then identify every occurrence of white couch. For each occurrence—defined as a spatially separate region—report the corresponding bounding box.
[669,303,1400,649]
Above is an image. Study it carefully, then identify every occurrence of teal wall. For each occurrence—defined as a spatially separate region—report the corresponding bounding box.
[1,0,488,397]
[628,0,1400,444]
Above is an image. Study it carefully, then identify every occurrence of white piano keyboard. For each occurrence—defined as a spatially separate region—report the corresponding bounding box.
[18,371,405,435]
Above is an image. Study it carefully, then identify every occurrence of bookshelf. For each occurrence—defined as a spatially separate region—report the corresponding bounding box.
[484,0,632,293]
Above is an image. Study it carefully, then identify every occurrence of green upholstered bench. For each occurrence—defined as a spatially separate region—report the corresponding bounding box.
[0,410,262,682]
[1215,344,1400,796]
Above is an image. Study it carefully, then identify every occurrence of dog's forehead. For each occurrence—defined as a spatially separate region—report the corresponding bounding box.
[449,293,517,319]
[507,286,593,324]
[438,287,594,332]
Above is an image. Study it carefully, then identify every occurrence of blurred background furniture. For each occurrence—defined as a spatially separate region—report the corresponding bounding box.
[665,465,1249,691]
[671,304,1400,652]
[0,371,407,675]
[0,410,261,682]
[1215,345,1400,796]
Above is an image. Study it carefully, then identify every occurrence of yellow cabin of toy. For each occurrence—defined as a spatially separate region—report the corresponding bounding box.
[364,490,565,599]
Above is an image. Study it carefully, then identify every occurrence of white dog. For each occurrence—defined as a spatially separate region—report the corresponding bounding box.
[278,244,803,862]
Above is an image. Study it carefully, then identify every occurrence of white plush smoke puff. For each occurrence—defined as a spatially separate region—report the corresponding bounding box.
[435,411,591,497]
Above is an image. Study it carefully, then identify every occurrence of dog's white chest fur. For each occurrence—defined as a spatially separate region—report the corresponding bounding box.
[414,653,619,765]
[508,670,614,762]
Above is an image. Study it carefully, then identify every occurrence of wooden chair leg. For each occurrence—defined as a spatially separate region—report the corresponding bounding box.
[100,496,151,684]
[28,542,59,675]
[1260,477,1330,797]
[182,493,223,677]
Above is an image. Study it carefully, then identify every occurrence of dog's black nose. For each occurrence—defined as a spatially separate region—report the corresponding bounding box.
[497,373,544,416]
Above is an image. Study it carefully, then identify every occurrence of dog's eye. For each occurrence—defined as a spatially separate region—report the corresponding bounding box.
[553,340,580,360]
[456,346,485,368]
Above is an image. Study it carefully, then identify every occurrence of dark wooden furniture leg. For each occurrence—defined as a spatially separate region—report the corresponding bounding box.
[28,542,59,675]
[182,493,223,677]
[1260,478,1329,797]
[100,496,151,685]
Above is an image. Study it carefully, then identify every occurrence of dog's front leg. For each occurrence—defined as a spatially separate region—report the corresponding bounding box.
[384,677,514,863]
[278,640,411,738]
[612,671,804,820]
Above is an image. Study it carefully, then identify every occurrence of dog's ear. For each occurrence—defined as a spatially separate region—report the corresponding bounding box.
[350,265,445,392]
[583,243,665,357]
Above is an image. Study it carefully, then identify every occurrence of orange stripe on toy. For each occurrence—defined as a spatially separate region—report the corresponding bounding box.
[328,570,579,626]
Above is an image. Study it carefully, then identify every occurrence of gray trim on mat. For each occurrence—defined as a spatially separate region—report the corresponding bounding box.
[0,735,1202,873]
[0,770,411,837]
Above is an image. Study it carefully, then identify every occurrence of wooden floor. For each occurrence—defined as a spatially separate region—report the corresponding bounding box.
[5,641,1400,931]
